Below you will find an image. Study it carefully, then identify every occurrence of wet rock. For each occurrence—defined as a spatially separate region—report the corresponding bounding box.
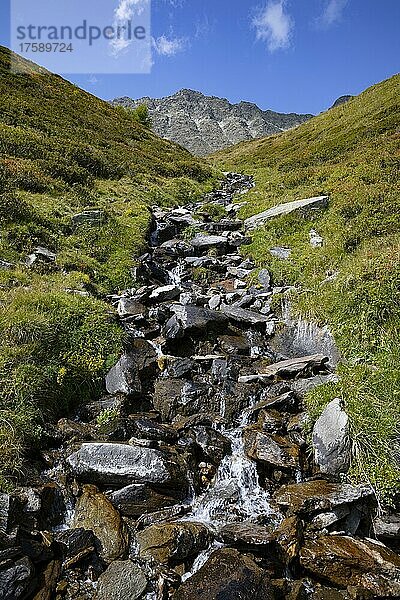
[72,485,128,563]
[163,305,228,340]
[274,480,375,516]
[149,285,181,303]
[158,238,192,257]
[218,521,275,547]
[262,354,329,379]
[96,560,147,600]
[300,535,400,596]
[67,443,187,492]
[133,418,178,443]
[244,196,329,230]
[32,559,61,600]
[153,378,184,421]
[218,334,250,355]
[108,484,178,517]
[136,521,212,564]
[0,556,35,600]
[165,357,194,378]
[244,428,300,470]
[174,547,274,600]
[56,528,96,568]
[274,516,303,564]
[312,398,351,475]
[185,426,231,464]
[220,304,271,326]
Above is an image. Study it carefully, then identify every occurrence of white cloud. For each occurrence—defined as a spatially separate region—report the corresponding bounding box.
[110,0,149,57]
[317,0,348,28]
[252,1,293,52]
[152,34,187,56]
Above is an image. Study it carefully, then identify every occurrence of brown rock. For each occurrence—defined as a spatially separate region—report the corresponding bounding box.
[137,521,212,564]
[300,535,400,596]
[244,427,300,470]
[72,485,128,563]
[32,560,61,600]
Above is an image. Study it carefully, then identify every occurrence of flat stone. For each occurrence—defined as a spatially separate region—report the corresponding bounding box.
[262,354,329,378]
[96,560,147,600]
[274,480,375,515]
[300,535,400,596]
[220,304,271,326]
[218,522,275,546]
[312,398,351,475]
[72,485,128,563]
[149,284,181,302]
[245,196,329,230]
[72,210,104,226]
[270,246,292,259]
[67,443,187,491]
[190,234,227,249]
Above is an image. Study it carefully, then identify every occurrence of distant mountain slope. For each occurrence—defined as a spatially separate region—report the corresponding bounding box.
[112,89,313,156]
[211,73,400,499]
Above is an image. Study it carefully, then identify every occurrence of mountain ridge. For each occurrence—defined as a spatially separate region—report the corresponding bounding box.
[111,88,314,156]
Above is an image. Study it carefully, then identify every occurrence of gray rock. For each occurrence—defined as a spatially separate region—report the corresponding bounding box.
[149,284,181,302]
[190,234,227,250]
[309,228,324,247]
[162,305,228,339]
[105,353,142,396]
[0,557,35,600]
[67,443,187,490]
[72,209,104,226]
[258,268,271,290]
[312,398,351,475]
[261,354,329,378]
[269,246,292,259]
[96,560,147,600]
[245,196,329,230]
[208,294,221,310]
[0,259,14,270]
[185,426,231,464]
[244,428,299,470]
[26,246,56,266]
[220,304,271,326]
[117,297,146,318]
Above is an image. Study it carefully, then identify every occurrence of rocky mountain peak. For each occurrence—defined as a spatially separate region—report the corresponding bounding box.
[111,89,313,156]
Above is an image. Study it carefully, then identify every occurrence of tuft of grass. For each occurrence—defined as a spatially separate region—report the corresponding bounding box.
[212,74,400,501]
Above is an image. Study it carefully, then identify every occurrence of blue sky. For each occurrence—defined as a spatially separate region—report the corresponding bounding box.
[1,0,399,114]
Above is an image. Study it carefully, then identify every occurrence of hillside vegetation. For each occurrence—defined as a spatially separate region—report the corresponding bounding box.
[212,74,400,500]
[0,47,217,488]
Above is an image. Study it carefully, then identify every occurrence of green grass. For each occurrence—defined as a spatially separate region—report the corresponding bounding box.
[212,74,400,501]
[0,47,219,487]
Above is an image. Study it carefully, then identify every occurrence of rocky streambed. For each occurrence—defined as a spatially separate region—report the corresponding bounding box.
[2,173,400,599]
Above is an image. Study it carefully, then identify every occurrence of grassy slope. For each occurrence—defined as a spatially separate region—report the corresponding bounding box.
[212,74,400,500]
[0,47,218,488]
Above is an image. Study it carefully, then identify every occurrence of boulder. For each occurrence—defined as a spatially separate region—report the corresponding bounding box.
[96,560,147,600]
[185,426,231,464]
[190,234,228,251]
[136,521,212,564]
[67,443,187,493]
[105,353,142,396]
[220,304,271,326]
[108,484,178,517]
[133,418,178,443]
[117,297,146,318]
[72,485,128,563]
[274,480,375,516]
[312,398,351,474]
[244,196,329,230]
[244,428,299,470]
[309,228,324,248]
[0,557,35,600]
[258,269,271,290]
[218,522,275,547]
[162,306,228,340]
[174,548,274,599]
[270,247,292,259]
[300,535,400,596]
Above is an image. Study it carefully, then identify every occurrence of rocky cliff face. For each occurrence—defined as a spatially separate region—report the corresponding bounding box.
[111,89,313,156]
